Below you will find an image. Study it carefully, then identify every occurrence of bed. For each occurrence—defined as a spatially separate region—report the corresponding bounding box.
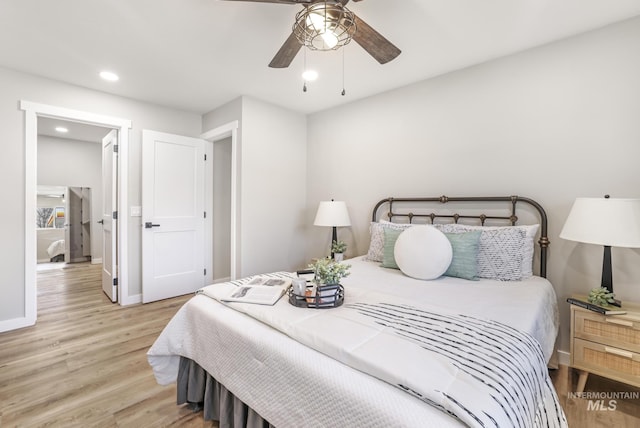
[47,239,65,262]
[148,195,567,427]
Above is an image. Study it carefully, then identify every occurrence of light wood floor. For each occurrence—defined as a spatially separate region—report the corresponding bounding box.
[550,363,640,427]
[2,262,640,427]
[0,262,215,427]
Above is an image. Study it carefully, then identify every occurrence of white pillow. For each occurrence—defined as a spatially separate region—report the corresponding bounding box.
[366,221,413,262]
[394,226,453,280]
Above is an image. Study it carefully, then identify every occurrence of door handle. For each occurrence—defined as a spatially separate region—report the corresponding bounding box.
[145,222,161,229]
[97,220,104,224]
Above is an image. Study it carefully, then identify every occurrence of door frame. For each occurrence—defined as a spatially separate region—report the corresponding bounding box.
[21,100,132,327]
[201,121,239,280]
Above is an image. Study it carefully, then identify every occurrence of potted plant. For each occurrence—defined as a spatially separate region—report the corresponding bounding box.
[308,257,351,286]
[331,240,347,262]
[588,287,616,307]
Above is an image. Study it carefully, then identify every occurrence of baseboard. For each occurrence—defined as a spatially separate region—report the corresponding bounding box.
[120,293,142,306]
[91,258,102,264]
[212,276,231,284]
[0,315,36,333]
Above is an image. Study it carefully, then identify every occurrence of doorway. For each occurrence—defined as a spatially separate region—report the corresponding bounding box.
[37,117,107,268]
[209,136,232,283]
[35,185,93,266]
[202,121,239,282]
[21,101,132,328]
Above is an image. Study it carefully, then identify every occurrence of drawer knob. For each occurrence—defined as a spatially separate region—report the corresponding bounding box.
[604,346,634,359]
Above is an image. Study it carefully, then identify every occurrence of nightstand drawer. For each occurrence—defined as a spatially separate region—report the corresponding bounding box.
[572,338,640,388]
[574,310,640,353]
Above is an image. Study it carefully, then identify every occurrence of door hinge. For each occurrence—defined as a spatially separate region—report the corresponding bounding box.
[204,154,207,161]
[113,277,118,286]
[204,269,207,276]
[204,211,207,218]
[113,144,119,153]
[113,211,118,220]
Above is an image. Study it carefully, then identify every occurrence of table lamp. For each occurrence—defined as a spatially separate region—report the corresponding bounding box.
[314,200,351,258]
[560,195,640,296]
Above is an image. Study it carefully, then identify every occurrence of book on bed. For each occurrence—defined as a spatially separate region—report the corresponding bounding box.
[221,276,292,305]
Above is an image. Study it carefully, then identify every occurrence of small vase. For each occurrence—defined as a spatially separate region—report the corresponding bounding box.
[334,253,344,262]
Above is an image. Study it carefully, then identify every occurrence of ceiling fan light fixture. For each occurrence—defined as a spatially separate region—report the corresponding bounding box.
[293,1,356,51]
[320,31,338,49]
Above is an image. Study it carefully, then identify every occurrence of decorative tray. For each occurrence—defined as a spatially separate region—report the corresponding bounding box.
[288,284,344,309]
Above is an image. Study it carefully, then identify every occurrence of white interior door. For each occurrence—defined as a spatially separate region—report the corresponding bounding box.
[142,130,206,303]
[101,130,118,302]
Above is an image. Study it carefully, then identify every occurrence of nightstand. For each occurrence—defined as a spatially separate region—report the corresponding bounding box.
[569,295,640,392]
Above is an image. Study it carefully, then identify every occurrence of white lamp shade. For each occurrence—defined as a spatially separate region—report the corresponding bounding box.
[314,200,351,227]
[560,197,640,248]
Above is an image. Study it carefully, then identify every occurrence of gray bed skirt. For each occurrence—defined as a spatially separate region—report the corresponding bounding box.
[177,356,274,428]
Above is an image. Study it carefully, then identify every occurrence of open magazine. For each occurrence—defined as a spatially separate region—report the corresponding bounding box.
[221,276,292,305]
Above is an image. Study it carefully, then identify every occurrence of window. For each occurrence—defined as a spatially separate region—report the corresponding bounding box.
[36,206,65,228]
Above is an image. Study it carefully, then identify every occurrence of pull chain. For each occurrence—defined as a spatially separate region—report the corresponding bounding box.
[341,47,346,96]
[303,48,308,93]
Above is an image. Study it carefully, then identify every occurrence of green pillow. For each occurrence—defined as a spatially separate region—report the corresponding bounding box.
[381,227,404,269]
[444,231,482,280]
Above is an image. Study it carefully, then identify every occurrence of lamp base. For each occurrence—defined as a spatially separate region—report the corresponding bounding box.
[601,245,612,293]
[330,226,337,259]
[601,245,621,306]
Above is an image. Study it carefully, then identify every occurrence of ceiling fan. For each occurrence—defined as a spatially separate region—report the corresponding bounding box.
[221,0,401,68]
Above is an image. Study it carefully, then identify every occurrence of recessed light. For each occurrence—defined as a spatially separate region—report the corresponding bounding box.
[100,71,119,82]
[302,70,318,81]
[55,126,68,133]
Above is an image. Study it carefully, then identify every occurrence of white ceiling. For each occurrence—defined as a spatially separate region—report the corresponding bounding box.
[38,117,113,143]
[2,0,640,115]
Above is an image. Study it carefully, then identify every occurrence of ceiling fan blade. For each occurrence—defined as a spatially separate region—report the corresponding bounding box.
[269,32,303,68]
[352,14,401,64]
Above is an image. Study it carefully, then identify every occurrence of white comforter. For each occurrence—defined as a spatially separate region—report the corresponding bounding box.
[148,257,563,427]
[47,239,65,258]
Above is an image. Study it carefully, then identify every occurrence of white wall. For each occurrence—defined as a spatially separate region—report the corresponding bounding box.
[241,97,308,275]
[306,17,640,356]
[203,96,308,277]
[38,135,102,261]
[0,66,202,327]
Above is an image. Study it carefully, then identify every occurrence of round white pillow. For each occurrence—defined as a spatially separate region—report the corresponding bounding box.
[394,225,453,280]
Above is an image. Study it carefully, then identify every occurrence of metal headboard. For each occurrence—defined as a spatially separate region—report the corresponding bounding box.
[372,195,549,278]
